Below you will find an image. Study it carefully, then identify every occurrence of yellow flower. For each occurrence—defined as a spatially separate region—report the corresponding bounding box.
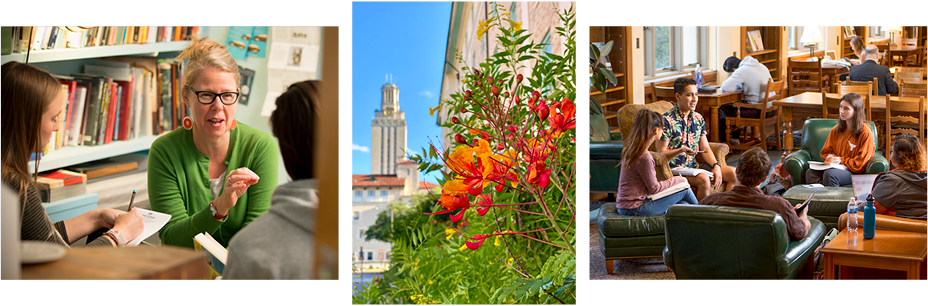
[445,228,456,240]
[507,19,522,32]
[508,257,514,265]
[411,296,418,301]
[428,280,434,285]
[494,235,501,246]
[429,102,442,116]
[476,17,496,41]
[459,244,467,251]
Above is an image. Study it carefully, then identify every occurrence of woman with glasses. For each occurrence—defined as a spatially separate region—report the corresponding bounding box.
[148,37,278,248]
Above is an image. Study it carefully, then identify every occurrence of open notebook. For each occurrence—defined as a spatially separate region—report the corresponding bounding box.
[646,180,691,201]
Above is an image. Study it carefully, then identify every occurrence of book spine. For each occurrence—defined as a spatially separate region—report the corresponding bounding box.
[68,85,87,146]
[113,84,122,141]
[77,77,104,146]
[104,82,118,144]
[116,80,133,140]
[157,62,173,133]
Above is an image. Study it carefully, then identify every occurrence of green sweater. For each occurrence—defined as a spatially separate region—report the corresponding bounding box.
[148,122,278,248]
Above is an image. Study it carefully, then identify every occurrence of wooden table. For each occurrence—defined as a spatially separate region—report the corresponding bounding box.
[822,65,850,93]
[772,92,922,159]
[696,89,743,142]
[820,229,927,279]
[888,46,926,67]
[22,245,207,279]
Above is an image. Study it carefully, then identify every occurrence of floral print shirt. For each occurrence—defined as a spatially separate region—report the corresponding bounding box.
[661,105,706,168]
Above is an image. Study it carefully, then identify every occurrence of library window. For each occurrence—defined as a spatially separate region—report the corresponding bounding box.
[786,26,825,52]
[378,250,385,260]
[869,26,886,39]
[644,26,708,77]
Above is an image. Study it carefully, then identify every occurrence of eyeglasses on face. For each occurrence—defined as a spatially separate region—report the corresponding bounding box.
[187,86,240,105]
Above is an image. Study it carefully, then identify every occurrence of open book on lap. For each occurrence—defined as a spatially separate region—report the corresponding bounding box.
[646,180,691,201]
[808,161,849,171]
[671,167,714,178]
[194,232,228,279]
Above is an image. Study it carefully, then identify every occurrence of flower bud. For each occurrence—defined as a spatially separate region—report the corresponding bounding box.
[491,86,500,96]
[464,90,473,99]
[507,133,515,141]
[532,90,540,100]
[508,125,516,133]
[516,74,523,83]
[514,95,521,104]
[538,104,549,121]
[473,68,480,75]
[502,91,509,98]
[475,80,481,86]
[498,79,504,85]
[496,143,504,151]
[487,76,494,84]
[455,134,466,144]
[451,116,460,124]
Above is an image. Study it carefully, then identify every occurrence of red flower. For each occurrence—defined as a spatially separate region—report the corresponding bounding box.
[548,97,576,133]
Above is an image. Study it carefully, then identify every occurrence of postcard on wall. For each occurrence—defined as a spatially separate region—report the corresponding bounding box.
[237,66,255,106]
[247,27,268,58]
[225,26,254,61]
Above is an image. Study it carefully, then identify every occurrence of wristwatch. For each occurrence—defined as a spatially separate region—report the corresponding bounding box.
[209,202,229,221]
[103,229,126,246]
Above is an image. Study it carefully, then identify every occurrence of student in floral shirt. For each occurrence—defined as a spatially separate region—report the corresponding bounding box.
[655,78,738,200]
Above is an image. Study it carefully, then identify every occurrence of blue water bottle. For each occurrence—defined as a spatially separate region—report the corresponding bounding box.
[863,194,876,239]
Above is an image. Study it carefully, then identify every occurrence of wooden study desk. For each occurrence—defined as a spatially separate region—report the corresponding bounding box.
[772,92,922,159]
[887,46,926,67]
[822,65,850,93]
[21,245,207,279]
[696,89,743,143]
[820,229,927,279]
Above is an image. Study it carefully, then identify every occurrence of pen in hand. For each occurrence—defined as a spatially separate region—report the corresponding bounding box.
[127,190,136,211]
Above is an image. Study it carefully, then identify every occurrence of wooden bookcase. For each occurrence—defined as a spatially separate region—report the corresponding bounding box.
[740,26,782,81]
[839,26,867,59]
[590,26,632,126]
[1,28,207,173]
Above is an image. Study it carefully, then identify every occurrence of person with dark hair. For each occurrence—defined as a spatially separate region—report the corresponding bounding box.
[148,37,278,248]
[655,78,738,200]
[849,44,898,96]
[224,80,322,279]
[615,109,697,216]
[700,147,811,240]
[867,134,927,219]
[2,61,144,248]
[804,93,875,186]
[718,55,774,144]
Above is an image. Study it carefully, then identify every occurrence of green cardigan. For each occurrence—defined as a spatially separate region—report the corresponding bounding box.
[148,122,278,248]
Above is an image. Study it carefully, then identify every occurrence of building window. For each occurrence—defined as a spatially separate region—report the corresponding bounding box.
[378,250,385,260]
[367,252,373,260]
[381,190,388,197]
[368,190,375,197]
[359,229,365,239]
[787,26,825,52]
[510,2,516,22]
[353,211,360,221]
[644,26,708,77]
[869,26,885,39]
[386,252,391,259]
[407,169,410,176]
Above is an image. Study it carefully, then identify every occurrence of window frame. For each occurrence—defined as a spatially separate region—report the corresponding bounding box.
[644,26,709,79]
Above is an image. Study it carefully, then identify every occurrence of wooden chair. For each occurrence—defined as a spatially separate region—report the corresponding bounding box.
[824,83,872,120]
[885,96,926,168]
[894,67,925,80]
[902,81,927,90]
[847,77,879,96]
[787,58,827,96]
[875,44,892,66]
[725,78,784,151]
[901,38,920,66]
[900,87,927,98]
[651,85,676,104]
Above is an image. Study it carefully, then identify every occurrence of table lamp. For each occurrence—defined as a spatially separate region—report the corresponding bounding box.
[799,26,823,61]
[883,26,902,47]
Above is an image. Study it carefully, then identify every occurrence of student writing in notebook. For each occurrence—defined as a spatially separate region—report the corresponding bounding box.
[2,62,144,247]
[804,93,874,187]
[224,81,327,279]
[148,37,278,248]
[655,78,738,200]
[615,109,698,216]
[701,147,811,241]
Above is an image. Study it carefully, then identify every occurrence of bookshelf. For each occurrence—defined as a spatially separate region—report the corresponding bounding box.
[740,26,782,81]
[590,26,632,126]
[839,26,867,59]
[2,27,204,174]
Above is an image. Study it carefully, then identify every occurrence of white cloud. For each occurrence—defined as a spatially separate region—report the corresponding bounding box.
[419,90,434,99]
[352,143,370,153]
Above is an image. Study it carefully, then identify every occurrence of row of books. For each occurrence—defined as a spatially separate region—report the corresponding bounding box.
[45,57,189,154]
[1,26,200,55]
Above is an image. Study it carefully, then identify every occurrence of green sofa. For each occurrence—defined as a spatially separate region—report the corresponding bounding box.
[663,204,826,279]
[596,203,666,274]
[783,118,888,187]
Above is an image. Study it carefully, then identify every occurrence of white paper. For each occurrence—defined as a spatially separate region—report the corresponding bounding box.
[646,180,691,201]
[126,207,171,247]
[808,161,849,171]
[261,92,282,117]
[267,42,319,73]
[670,167,714,178]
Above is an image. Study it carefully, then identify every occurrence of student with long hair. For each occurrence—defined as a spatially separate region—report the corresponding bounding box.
[224,81,324,279]
[2,61,143,247]
[869,134,927,219]
[805,93,875,186]
[615,109,698,216]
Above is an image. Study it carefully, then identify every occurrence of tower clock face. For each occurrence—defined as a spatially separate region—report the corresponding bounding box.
[385,109,393,116]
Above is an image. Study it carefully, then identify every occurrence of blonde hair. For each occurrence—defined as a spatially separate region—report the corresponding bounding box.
[176,37,240,91]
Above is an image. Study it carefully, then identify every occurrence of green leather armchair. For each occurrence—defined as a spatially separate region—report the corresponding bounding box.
[590,107,623,193]
[783,119,889,186]
[662,204,826,279]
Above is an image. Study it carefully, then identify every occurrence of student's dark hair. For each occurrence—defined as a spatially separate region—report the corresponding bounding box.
[891,134,926,171]
[673,78,697,95]
[270,80,320,180]
[735,147,771,187]
[621,109,664,169]
[722,56,741,73]
[1,62,61,197]
[849,36,864,56]
[836,93,867,138]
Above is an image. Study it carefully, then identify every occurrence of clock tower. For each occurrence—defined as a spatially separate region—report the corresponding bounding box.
[371,78,407,175]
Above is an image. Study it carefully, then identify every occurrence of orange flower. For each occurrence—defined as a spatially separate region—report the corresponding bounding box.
[548,97,576,133]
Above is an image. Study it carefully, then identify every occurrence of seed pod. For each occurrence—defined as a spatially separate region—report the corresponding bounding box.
[487,76,494,84]
[516,74,523,83]
[455,134,466,144]
[451,116,460,124]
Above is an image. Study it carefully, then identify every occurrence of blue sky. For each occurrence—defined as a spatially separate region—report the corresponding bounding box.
[352,2,451,183]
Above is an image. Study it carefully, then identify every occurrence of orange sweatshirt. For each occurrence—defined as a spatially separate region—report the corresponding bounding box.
[820,123,875,173]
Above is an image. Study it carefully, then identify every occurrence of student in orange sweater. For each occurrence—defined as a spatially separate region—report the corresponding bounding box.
[616,109,697,216]
[804,93,875,186]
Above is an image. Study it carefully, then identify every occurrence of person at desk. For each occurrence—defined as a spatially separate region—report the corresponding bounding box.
[656,78,738,200]
[700,147,811,240]
[718,55,775,145]
[804,93,875,187]
[224,81,327,279]
[2,62,144,248]
[842,35,865,66]
[869,134,927,220]
[148,37,278,248]
[849,44,899,96]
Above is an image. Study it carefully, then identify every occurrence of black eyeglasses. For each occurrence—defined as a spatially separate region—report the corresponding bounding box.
[187,86,240,105]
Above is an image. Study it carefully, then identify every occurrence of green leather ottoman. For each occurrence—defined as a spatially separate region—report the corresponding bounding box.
[782,186,855,231]
[597,203,666,274]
